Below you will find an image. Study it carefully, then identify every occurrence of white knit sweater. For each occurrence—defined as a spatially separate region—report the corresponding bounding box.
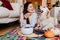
[20,12,37,27]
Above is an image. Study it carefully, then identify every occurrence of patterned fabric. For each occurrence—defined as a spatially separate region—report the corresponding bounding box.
[0,27,60,40]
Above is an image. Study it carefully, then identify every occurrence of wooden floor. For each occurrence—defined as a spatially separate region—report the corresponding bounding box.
[0,20,20,35]
[0,23,20,35]
[0,26,14,35]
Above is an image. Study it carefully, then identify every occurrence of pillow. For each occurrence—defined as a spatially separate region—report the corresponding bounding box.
[1,0,13,10]
[0,7,9,17]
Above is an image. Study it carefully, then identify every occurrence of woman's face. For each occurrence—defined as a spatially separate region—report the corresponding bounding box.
[27,4,34,13]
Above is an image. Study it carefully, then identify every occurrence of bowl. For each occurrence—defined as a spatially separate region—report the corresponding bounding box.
[21,24,33,35]
[34,29,44,35]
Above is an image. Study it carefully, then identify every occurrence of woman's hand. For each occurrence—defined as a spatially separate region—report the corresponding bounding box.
[24,13,31,19]
[24,15,28,19]
[34,24,41,30]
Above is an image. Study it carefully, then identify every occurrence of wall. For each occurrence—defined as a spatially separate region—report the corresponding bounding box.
[42,0,47,7]
[52,0,58,4]
[10,0,16,3]
[16,0,23,6]
[16,0,23,12]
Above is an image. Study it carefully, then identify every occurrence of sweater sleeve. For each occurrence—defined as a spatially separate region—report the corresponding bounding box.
[20,13,26,27]
[30,13,37,27]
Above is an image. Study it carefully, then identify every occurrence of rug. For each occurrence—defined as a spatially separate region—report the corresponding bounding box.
[0,27,59,40]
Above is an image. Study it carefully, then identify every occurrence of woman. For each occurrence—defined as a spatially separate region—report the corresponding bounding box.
[20,2,37,27]
[37,6,58,30]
